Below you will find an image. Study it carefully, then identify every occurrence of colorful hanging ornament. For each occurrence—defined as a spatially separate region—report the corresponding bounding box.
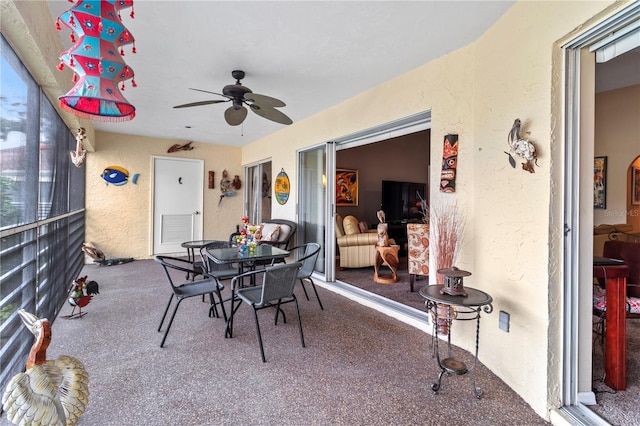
[56,0,137,122]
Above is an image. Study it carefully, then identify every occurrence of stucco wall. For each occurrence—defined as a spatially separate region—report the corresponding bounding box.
[85,131,243,259]
[240,0,619,417]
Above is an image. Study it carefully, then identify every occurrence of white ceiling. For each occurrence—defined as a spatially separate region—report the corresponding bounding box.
[46,0,515,146]
[46,1,640,147]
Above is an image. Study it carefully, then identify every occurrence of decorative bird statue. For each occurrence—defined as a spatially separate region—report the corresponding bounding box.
[2,310,89,425]
[506,118,538,173]
[64,276,98,319]
[69,127,87,168]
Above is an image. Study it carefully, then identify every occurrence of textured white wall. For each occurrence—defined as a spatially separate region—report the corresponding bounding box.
[241,0,621,418]
[86,131,243,259]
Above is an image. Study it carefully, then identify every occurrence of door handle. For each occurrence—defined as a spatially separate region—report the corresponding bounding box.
[193,211,200,215]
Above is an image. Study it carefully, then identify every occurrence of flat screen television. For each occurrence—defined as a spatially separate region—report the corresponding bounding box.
[380,180,427,223]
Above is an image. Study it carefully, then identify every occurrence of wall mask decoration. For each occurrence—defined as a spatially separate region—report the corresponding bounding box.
[101,165,139,186]
[506,118,537,173]
[274,168,290,205]
[56,0,137,122]
[70,127,87,167]
[440,134,458,193]
[167,141,194,153]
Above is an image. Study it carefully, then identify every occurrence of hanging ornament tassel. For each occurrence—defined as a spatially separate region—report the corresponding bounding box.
[57,60,64,71]
[70,33,75,43]
[131,78,137,88]
[55,18,61,31]
[132,42,136,54]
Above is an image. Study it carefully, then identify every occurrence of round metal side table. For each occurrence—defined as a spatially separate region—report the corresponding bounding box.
[419,284,493,398]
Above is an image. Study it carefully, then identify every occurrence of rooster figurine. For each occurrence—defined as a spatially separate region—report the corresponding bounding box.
[2,310,89,425]
[64,276,99,319]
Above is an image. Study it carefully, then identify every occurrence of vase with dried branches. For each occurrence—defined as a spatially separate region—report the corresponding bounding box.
[430,200,465,334]
[431,200,465,281]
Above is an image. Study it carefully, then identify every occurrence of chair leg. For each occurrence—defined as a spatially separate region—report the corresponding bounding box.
[274,300,287,325]
[208,293,218,318]
[158,294,175,332]
[299,279,311,300]
[160,298,183,348]
[293,295,305,348]
[215,287,228,322]
[226,298,243,338]
[251,306,267,362]
[308,278,324,310]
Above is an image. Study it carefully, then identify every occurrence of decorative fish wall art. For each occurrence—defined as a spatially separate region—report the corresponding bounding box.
[101,166,140,186]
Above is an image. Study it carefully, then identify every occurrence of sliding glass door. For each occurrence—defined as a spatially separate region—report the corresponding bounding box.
[245,161,272,224]
[298,144,335,277]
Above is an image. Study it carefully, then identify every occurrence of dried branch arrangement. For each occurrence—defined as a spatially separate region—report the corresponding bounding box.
[431,200,465,278]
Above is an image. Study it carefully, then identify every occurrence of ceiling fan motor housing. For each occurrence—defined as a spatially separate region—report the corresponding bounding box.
[223,84,252,100]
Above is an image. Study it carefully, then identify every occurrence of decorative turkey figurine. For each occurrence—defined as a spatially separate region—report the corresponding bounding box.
[2,309,89,425]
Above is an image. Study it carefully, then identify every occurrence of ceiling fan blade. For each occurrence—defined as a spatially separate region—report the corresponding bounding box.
[225,106,248,126]
[249,104,293,125]
[244,92,286,108]
[173,100,228,108]
[188,88,230,98]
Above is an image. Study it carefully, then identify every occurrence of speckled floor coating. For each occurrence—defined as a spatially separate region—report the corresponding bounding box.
[2,259,549,426]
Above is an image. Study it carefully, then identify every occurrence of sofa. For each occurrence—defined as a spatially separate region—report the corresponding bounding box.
[335,214,394,269]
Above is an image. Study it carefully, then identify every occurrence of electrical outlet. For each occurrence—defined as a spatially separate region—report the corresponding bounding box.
[499,310,510,332]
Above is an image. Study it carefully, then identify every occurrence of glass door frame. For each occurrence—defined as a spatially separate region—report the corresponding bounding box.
[297,111,432,314]
[244,160,272,224]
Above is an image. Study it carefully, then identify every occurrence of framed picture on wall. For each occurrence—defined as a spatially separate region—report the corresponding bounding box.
[336,168,358,206]
[594,156,607,209]
[633,167,640,206]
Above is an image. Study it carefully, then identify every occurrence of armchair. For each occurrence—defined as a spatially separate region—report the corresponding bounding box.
[335,214,394,269]
[258,219,297,250]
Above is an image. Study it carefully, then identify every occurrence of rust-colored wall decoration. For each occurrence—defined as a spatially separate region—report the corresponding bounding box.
[440,134,458,193]
[208,171,215,189]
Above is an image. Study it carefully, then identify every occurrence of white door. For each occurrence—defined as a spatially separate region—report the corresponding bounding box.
[152,156,204,254]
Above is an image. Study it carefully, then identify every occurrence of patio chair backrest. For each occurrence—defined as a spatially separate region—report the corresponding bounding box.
[296,243,321,279]
[258,262,302,305]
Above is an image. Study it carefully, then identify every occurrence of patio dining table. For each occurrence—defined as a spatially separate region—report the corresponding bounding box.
[204,244,290,338]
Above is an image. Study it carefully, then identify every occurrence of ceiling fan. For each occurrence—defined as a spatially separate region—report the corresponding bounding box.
[173,70,292,126]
